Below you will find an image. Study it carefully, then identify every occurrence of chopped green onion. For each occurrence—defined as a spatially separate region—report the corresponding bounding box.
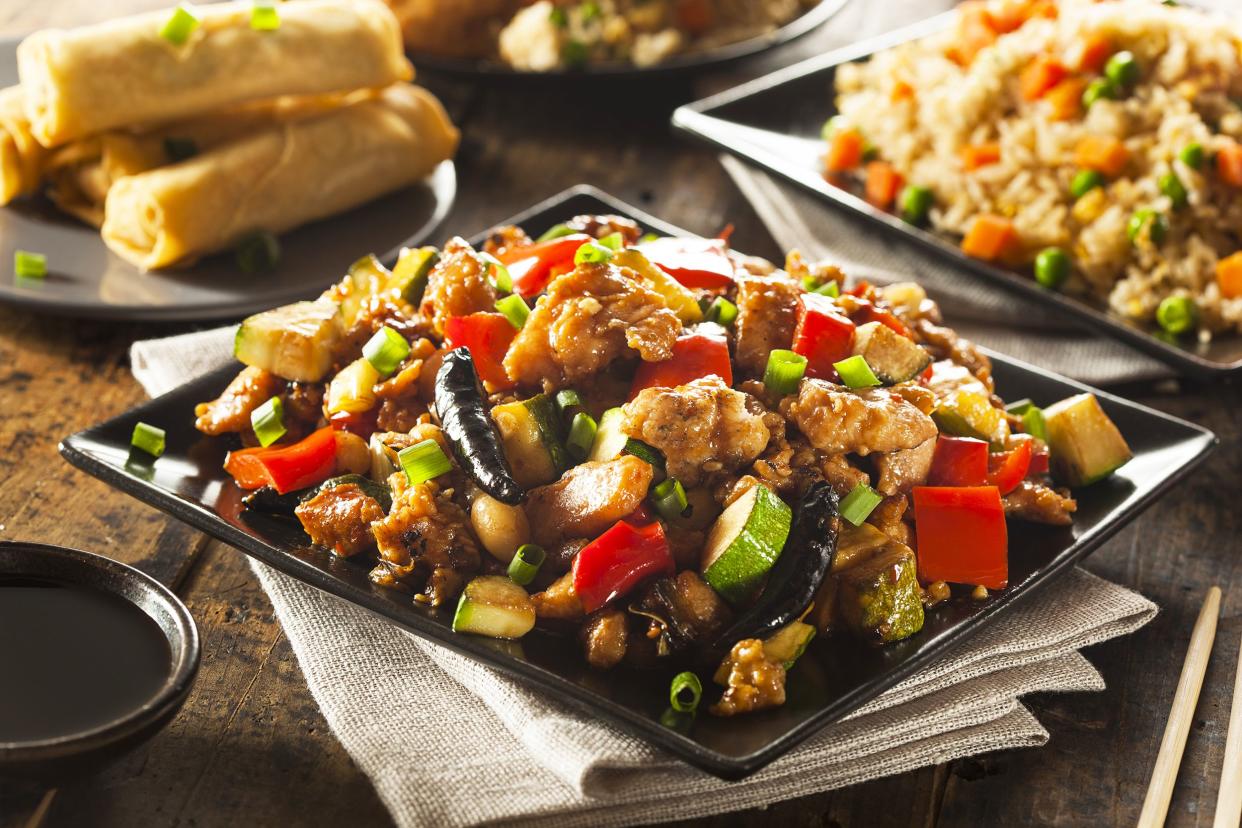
[163,136,198,163]
[250,0,279,30]
[14,250,47,280]
[1021,407,1048,443]
[669,671,702,713]
[659,707,694,731]
[624,438,665,471]
[536,223,574,241]
[130,422,166,458]
[159,3,200,45]
[898,184,934,225]
[1033,247,1070,290]
[481,253,512,293]
[1082,77,1119,108]
[763,349,807,396]
[704,296,738,326]
[1179,143,1205,170]
[495,294,530,329]
[562,39,589,67]
[398,439,452,484]
[652,478,689,522]
[638,232,661,244]
[555,389,584,418]
[566,412,598,461]
[549,6,568,26]
[813,281,840,297]
[574,240,614,265]
[580,0,601,21]
[833,355,881,389]
[598,232,624,251]
[840,483,883,527]
[1004,398,1036,416]
[250,396,286,447]
[1155,295,1198,336]
[1159,172,1188,209]
[1070,169,1105,199]
[1104,50,1140,88]
[235,230,280,274]
[1127,209,1168,245]
[507,543,546,586]
[363,326,411,377]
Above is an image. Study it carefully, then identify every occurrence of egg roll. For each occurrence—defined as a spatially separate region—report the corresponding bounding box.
[17,0,413,147]
[0,86,48,203]
[101,84,459,270]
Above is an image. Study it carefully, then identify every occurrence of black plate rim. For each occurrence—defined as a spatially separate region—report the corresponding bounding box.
[408,0,851,80]
[59,185,1218,778]
[670,11,1242,378]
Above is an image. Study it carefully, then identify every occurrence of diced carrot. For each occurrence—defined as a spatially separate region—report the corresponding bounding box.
[1045,76,1088,121]
[1217,252,1242,299]
[989,0,1044,33]
[891,80,915,103]
[675,0,713,36]
[961,214,1019,261]
[1216,141,1242,188]
[1074,135,1130,177]
[1076,33,1113,73]
[865,161,903,209]
[948,2,999,66]
[961,142,1002,171]
[825,128,865,173]
[1020,55,1068,100]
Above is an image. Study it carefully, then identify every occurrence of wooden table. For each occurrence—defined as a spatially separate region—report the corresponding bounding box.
[2,3,1240,826]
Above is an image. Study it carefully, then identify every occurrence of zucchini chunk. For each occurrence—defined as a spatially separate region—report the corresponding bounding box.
[829,522,924,645]
[587,407,629,462]
[932,390,1010,448]
[327,357,379,415]
[701,484,793,608]
[1044,393,1132,486]
[763,621,816,669]
[434,349,525,504]
[389,246,440,305]
[452,576,536,639]
[491,394,569,488]
[234,299,342,382]
[851,321,930,385]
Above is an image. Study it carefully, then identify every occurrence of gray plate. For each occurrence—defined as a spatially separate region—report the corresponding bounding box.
[0,37,456,322]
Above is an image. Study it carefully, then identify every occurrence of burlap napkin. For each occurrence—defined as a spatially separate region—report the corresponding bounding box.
[131,328,1157,826]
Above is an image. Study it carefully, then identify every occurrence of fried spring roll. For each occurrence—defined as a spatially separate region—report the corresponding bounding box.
[101,84,459,270]
[17,0,412,147]
[0,86,48,203]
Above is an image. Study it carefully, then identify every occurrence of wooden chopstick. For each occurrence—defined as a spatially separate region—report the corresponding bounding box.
[1138,586,1221,828]
[23,789,56,828]
[1214,627,1242,828]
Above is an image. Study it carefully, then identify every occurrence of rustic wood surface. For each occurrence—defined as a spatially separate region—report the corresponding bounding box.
[2,2,1240,826]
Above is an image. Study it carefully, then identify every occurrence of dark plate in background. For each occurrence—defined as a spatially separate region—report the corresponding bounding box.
[0,37,456,322]
[60,186,1217,778]
[411,0,849,80]
[671,13,1242,378]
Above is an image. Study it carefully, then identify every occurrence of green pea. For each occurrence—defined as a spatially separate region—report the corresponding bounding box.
[898,185,934,225]
[1155,295,1198,335]
[1033,247,1071,290]
[1159,172,1188,209]
[1105,51,1140,88]
[1082,77,1120,108]
[1070,169,1106,199]
[1127,209,1168,245]
[1178,143,1205,170]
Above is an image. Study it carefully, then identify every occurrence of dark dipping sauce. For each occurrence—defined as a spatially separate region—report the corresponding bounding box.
[0,578,171,743]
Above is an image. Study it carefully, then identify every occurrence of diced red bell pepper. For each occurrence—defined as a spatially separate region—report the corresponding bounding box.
[1029,442,1050,476]
[987,440,1033,495]
[572,519,675,613]
[628,327,732,400]
[499,234,592,297]
[330,408,379,441]
[637,237,735,290]
[443,312,516,390]
[852,298,912,338]
[225,426,338,494]
[912,485,1008,590]
[792,293,856,380]
[928,435,989,486]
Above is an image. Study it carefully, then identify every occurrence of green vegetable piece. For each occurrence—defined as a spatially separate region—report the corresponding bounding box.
[701,484,793,608]
[840,483,882,527]
[762,621,816,669]
[548,6,568,26]
[1082,77,1120,108]
[638,232,661,244]
[1179,143,1205,170]
[235,230,281,274]
[1022,407,1049,443]
[159,2,200,45]
[833,355,881,389]
[580,0,601,21]
[574,240,614,265]
[1127,209,1168,245]
[399,439,453,484]
[597,232,624,251]
[250,0,279,31]
[835,528,924,644]
[566,412,597,461]
[1033,247,1071,289]
[507,544,546,586]
[362,326,411,377]
[14,249,46,280]
[1070,169,1105,199]
[481,253,512,293]
[652,477,689,522]
[536,223,574,241]
[1043,393,1132,486]
[1155,295,1198,335]
[495,294,530,329]
[1105,50,1140,87]
[898,184,934,225]
[491,394,568,488]
[562,39,589,67]
[1159,172,1188,209]
[250,396,286,448]
[763,349,807,396]
[669,671,702,714]
[130,422,166,458]
[849,322,929,385]
[235,299,342,382]
[1004,397,1035,416]
[452,575,536,639]
[389,246,439,305]
[555,389,584,418]
[705,296,738,326]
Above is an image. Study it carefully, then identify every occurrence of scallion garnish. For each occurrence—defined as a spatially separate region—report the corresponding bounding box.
[159,3,201,45]
[704,296,738,326]
[624,438,665,471]
[598,232,624,251]
[495,294,530,329]
[14,250,47,280]
[536,223,574,241]
[833,355,881,389]
[250,396,286,447]
[1004,398,1035,416]
[763,349,807,397]
[481,253,512,293]
[548,6,568,27]
[508,543,546,586]
[638,232,660,244]
[163,136,198,162]
[250,0,280,30]
[399,439,452,484]
[566,412,598,461]
[555,388,584,418]
[131,422,166,458]
[814,281,840,297]
[840,483,883,526]
[1022,407,1048,443]
[580,0,602,21]
[363,326,411,377]
[652,478,689,522]
[235,230,281,274]
[574,240,614,265]
[669,671,702,714]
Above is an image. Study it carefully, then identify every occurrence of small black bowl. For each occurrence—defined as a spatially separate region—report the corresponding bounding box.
[0,541,200,778]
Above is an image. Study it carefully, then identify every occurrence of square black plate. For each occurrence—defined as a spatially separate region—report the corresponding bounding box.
[60,185,1216,778]
[671,13,1242,379]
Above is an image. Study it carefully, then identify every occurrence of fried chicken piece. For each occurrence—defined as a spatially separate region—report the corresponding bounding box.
[783,380,938,456]
[580,609,628,669]
[710,639,786,717]
[295,483,386,558]
[733,273,800,378]
[525,457,653,546]
[194,366,283,435]
[1003,480,1077,526]
[419,237,500,336]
